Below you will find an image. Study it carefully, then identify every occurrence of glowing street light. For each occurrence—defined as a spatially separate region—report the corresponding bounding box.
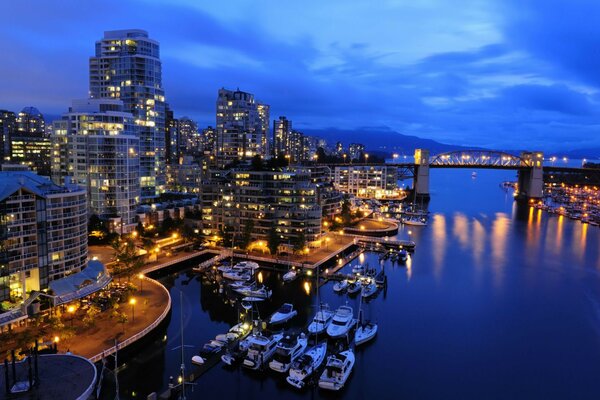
[129,298,137,323]
[138,273,144,293]
[67,305,76,327]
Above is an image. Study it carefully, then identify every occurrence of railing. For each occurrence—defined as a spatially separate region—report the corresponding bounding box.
[88,276,172,363]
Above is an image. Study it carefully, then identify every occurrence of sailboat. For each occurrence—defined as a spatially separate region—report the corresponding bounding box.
[355,285,378,346]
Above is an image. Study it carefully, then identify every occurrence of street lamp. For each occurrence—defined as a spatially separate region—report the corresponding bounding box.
[138,273,144,294]
[325,237,331,250]
[129,298,137,323]
[365,153,369,164]
[67,305,76,328]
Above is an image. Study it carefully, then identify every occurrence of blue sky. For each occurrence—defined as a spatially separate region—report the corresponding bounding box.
[1,0,599,151]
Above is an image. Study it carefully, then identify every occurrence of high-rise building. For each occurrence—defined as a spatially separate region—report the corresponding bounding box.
[333,165,401,199]
[272,116,292,157]
[349,143,365,160]
[10,107,51,176]
[52,99,140,231]
[89,29,166,199]
[0,171,88,302]
[179,117,199,154]
[216,88,269,167]
[0,110,16,162]
[201,126,216,154]
[165,106,179,165]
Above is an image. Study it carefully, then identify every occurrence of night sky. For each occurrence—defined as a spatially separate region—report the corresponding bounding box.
[1,0,599,151]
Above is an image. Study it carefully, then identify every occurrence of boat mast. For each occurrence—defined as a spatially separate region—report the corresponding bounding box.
[179,291,187,400]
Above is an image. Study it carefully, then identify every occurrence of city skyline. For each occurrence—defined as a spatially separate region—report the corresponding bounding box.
[0,0,599,153]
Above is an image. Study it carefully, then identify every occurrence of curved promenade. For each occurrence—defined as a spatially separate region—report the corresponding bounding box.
[87,276,171,363]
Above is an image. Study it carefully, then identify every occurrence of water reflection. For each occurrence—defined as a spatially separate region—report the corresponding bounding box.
[431,214,447,278]
[452,212,470,249]
[490,213,510,289]
[471,219,486,270]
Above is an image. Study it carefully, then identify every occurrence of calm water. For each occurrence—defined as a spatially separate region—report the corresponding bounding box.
[108,169,600,399]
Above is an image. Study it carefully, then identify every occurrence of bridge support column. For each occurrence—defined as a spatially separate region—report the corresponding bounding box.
[516,151,544,202]
[414,149,430,202]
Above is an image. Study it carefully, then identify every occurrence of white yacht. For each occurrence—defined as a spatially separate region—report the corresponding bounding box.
[346,281,361,295]
[355,321,378,346]
[269,334,308,373]
[286,342,328,389]
[307,306,334,335]
[362,281,378,298]
[222,270,252,281]
[318,349,355,391]
[351,264,365,274]
[333,280,348,293]
[282,269,299,283]
[234,284,272,299]
[269,303,298,325]
[242,332,284,370]
[326,305,355,338]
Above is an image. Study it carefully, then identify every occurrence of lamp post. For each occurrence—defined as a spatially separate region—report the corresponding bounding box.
[67,305,75,328]
[138,273,144,294]
[365,153,369,164]
[129,298,136,324]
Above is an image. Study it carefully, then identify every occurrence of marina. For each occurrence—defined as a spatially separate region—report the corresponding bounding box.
[96,168,600,399]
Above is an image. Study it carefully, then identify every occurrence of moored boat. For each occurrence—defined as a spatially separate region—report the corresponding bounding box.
[269,303,298,325]
[333,280,349,293]
[242,332,284,370]
[326,305,355,339]
[307,305,334,335]
[318,349,355,391]
[287,342,328,389]
[269,334,308,373]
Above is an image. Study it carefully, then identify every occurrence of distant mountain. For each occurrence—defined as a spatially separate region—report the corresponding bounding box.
[556,148,600,160]
[301,127,483,156]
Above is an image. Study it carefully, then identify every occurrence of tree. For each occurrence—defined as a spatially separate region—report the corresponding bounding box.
[341,195,352,225]
[82,305,100,328]
[136,221,145,237]
[267,225,280,255]
[240,220,254,249]
[250,154,264,170]
[111,237,144,281]
[219,225,234,248]
[117,312,128,333]
[292,231,307,254]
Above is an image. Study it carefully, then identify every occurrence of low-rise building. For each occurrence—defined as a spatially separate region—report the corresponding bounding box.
[333,165,402,199]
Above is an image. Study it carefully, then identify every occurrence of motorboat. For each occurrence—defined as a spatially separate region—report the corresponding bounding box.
[221,338,250,366]
[269,303,298,325]
[222,270,253,281]
[307,305,334,335]
[333,280,348,293]
[286,342,327,389]
[234,284,272,299]
[318,350,355,391]
[269,334,308,373]
[362,282,378,298]
[242,297,265,303]
[355,321,378,346]
[242,332,284,370]
[402,216,427,226]
[346,281,361,295]
[234,261,260,272]
[351,264,365,275]
[191,355,205,365]
[326,305,355,338]
[283,269,299,283]
[200,339,226,357]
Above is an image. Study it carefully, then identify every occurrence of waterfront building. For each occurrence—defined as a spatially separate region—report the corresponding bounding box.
[89,29,166,199]
[272,116,309,162]
[201,168,322,249]
[51,99,140,232]
[10,107,51,176]
[215,88,269,167]
[334,165,402,199]
[302,165,343,218]
[0,110,16,162]
[0,171,88,302]
[179,117,200,154]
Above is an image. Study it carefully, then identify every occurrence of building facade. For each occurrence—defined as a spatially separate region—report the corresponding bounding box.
[10,107,51,176]
[89,29,166,199]
[52,99,140,231]
[215,88,269,167]
[333,165,401,199]
[201,168,322,249]
[0,172,87,302]
[0,110,16,162]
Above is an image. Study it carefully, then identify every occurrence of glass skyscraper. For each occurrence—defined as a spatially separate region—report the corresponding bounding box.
[89,29,166,199]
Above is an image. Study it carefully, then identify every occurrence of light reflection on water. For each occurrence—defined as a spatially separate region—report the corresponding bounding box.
[108,168,600,399]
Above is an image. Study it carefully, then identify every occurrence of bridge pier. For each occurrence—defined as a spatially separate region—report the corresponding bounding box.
[414,149,430,202]
[516,151,544,202]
